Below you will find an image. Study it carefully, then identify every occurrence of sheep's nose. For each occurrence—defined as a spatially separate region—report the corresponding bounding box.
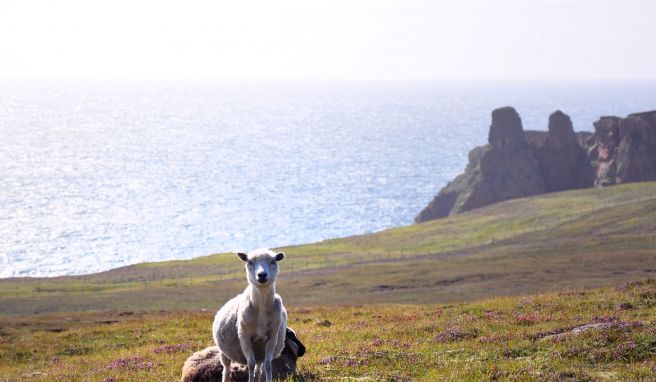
[257,272,268,282]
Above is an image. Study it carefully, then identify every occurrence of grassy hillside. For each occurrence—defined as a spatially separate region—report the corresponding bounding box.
[2,182,656,315]
[1,279,655,381]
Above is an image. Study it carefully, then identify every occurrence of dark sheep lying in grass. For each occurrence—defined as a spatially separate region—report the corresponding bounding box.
[181,328,306,382]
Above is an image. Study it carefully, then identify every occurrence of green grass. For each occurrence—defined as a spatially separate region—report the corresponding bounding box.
[2,182,655,315]
[2,182,656,380]
[1,280,655,381]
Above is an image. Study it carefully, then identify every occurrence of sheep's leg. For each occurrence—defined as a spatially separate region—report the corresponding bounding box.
[246,360,256,382]
[239,336,257,382]
[262,318,284,382]
[263,358,273,382]
[220,352,232,382]
[254,363,262,381]
[263,338,278,381]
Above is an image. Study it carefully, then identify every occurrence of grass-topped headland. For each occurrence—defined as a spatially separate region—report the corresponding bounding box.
[1,182,656,315]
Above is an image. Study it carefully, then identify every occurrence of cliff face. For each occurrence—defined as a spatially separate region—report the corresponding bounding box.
[415,108,656,223]
[536,110,593,191]
[415,107,546,223]
[589,111,656,186]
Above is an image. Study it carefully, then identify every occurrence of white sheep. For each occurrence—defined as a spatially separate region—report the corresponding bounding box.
[212,249,288,382]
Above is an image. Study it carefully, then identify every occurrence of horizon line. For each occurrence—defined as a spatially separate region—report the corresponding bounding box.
[2,76,656,83]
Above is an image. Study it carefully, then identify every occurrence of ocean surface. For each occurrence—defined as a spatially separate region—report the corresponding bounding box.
[1,80,655,277]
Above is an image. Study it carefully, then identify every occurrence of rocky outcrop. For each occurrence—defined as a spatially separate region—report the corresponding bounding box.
[536,110,592,191]
[415,107,546,222]
[488,106,526,150]
[415,108,656,223]
[589,111,656,186]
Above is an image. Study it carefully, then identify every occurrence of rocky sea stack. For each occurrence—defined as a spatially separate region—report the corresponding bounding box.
[415,107,656,223]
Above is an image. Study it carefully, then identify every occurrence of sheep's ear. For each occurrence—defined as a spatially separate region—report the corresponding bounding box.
[275,252,285,262]
[237,252,249,262]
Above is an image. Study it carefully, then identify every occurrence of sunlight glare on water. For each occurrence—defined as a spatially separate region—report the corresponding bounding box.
[1,80,655,277]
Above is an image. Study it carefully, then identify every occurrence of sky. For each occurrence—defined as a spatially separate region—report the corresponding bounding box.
[0,0,655,81]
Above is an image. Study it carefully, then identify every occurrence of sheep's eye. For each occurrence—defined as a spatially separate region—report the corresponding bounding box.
[247,261,253,266]
[270,260,276,265]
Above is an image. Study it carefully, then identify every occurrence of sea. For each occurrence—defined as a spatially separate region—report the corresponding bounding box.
[1,79,655,277]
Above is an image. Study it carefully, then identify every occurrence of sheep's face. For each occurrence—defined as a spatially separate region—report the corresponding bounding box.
[237,249,285,287]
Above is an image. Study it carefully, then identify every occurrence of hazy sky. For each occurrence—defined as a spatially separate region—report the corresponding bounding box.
[1,0,654,80]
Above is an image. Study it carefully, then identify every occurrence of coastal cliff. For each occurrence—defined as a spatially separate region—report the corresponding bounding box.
[415,108,656,222]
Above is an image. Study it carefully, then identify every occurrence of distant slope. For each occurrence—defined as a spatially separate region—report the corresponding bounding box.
[1,182,656,315]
